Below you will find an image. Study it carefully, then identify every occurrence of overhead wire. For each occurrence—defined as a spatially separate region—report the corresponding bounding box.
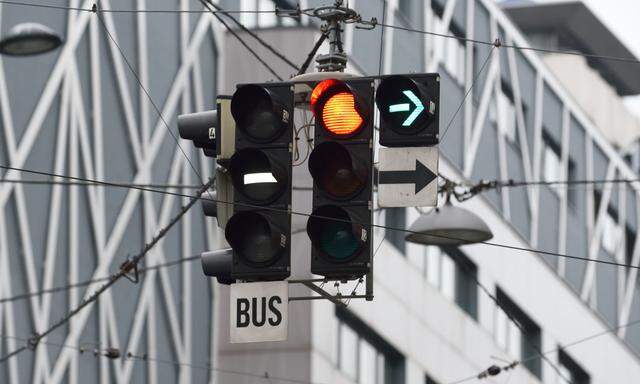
[0,178,203,189]
[0,225,317,305]
[3,0,639,67]
[93,5,212,199]
[202,0,300,72]
[197,0,284,81]
[0,254,202,304]
[466,263,571,383]
[377,22,640,65]
[3,164,640,273]
[0,334,326,384]
[448,316,640,384]
[0,0,279,14]
[440,44,496,142]
[454,177,640,202]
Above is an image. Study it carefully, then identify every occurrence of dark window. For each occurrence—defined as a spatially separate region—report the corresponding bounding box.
[425,374,439,384]
[398,0,412,20]
[626,226,635,276]
[495,288,542,379]
[336,307,406,384]
[386,208,407,255]
[558,350,590,384]
[424,247,478,319]
[567,158,578,209]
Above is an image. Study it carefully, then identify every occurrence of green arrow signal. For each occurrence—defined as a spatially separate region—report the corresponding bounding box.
[388,90,424,126]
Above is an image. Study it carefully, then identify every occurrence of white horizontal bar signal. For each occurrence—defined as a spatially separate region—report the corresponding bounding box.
[243,172,277,184]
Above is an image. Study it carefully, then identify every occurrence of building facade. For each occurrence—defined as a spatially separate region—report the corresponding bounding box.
[218,0,640,384]
[2,0,640,384]
[0,1,223,383]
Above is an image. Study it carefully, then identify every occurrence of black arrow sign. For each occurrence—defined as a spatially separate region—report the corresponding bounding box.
[378,159,437,194]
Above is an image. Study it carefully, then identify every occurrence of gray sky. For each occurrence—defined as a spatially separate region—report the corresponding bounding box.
[530,0,640,118]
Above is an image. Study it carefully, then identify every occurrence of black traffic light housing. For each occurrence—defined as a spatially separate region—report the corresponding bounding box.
[307,78,373,279]
[201,249,234,285]
[375,74,439,147]
[225,82,293,281]
[177,110,217,157]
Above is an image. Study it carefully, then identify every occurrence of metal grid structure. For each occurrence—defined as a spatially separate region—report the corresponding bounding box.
[0,1,224,382]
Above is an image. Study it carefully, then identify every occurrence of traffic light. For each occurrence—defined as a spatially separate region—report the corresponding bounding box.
[201,249,234,285]
[307,78,373,279]
[375,74,439,147]
[225,83,293,281]
[178,110,217,157]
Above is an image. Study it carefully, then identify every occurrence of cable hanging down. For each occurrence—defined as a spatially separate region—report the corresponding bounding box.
[0,178,214,364]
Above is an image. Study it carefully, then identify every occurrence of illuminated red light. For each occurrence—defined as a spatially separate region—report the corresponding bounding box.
[322,92,363,136]
[311,79,364,137]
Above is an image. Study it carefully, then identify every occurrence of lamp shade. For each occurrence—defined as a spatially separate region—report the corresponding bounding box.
[0,23,63,56]
[405,203,493,246]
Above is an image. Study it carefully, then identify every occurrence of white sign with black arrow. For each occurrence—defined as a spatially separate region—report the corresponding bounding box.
[377,147,438,207]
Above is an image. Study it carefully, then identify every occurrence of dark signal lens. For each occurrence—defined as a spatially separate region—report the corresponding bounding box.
[231,85,285,142]
[320,222,360,260]
[307,205,362,262]
[309,142,366,199]
[226,211,282,265]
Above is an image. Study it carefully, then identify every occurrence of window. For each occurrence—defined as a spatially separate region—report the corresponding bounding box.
[497,85,517,144]
[558,350,590,384]
[386,208,407,254]
[398,0,413,21]
[239,0,297,28]
[336,308,405,384]
[431,13,465,85]
[425,374,439,384]
[423,246,478,319]
[601,209,622,255]
[626,226,636,276]
[339,323,359,380]
[494,289,542,378]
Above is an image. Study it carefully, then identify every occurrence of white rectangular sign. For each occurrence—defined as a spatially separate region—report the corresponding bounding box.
[378,146,438,207]
[229,281,288,343]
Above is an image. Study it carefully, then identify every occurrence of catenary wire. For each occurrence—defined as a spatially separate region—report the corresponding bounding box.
[0,179,204,189]
[297,32,328,76]
[377,0,387,76]
[0,254,201,304]
[94,7,213,198]
[197,0,284,81]
[440,45,496,142]
[202,0,300,72]
[0,224,316,305]
[454,177,640,202]
[3,0,639,66]
[3,164,640,272]
[0,0,280,14]
[0,334,326,384]
[448,316,640,384]
[377,22,640,65]
[465,263,571,383]
[0,179,213,364]
[0,177,314,192]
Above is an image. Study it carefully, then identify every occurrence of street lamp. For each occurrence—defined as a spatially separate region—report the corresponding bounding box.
[0,22,63,56]
[405,201,494,246]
